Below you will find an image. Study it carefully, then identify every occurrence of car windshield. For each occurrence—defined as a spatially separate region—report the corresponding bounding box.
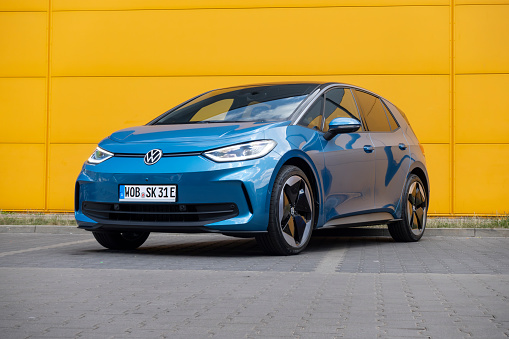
[152,84,318,125]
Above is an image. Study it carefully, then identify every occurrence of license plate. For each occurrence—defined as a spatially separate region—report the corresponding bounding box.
[119,185,177,202]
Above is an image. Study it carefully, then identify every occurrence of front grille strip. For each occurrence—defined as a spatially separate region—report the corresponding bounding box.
[82,202,238,225]
[83,207,235,216]
[114,151,202,158]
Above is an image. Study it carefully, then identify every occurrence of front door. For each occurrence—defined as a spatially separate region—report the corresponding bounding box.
[321,88,376,221]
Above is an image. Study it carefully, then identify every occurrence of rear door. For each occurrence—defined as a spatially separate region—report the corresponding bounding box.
[352,90,411,215]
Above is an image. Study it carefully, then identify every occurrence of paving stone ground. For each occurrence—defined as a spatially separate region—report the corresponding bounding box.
[0,232,508,338]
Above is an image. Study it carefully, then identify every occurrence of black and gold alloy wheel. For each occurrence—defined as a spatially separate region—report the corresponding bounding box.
[389,173,428,242]
[256,165,314,255]
[407,180,427,236]
[279,175,313,248]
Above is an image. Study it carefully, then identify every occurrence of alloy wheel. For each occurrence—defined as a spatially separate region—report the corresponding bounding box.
[278,175,313,248]
[407,181,427,236]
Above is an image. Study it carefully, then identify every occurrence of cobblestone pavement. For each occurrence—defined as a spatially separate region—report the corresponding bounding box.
[0,232,508,338]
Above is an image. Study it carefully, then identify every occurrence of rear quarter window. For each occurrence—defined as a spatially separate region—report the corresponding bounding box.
[383,99,410,127]
[352,90,391,132]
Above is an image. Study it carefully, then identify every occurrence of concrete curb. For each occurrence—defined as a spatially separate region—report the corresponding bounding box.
[0,225,508,237]
[0,225,87,234]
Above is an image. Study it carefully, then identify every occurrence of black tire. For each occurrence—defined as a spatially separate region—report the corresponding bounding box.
[92,231,150,250]
[388,174,428,242]
[256,165,315,255]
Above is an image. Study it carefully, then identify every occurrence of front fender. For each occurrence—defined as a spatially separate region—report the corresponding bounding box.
[264,149,325,228]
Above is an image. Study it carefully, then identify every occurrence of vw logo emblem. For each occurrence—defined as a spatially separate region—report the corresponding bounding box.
[144,149,162,165]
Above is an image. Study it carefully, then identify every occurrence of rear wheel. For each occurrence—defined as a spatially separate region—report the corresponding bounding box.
[388,174,427,242]
[92,231,150,250]
[256,166,315,255]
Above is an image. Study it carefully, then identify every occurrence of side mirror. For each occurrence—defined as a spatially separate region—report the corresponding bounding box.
[323,117,361,141]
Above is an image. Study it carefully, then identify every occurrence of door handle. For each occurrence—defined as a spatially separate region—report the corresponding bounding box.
[363,145,374,153]
[398,143,407,150]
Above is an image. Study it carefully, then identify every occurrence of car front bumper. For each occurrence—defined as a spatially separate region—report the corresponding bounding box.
[75,153,279,234]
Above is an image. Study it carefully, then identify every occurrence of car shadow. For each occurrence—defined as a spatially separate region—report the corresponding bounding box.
[83,237,263,257]
[81,229,394,258]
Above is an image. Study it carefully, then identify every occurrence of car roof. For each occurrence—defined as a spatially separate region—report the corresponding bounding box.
[211,81,381,98]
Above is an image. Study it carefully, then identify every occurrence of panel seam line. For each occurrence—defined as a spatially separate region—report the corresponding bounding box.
[44,0,52,212]
[450,0,455,215]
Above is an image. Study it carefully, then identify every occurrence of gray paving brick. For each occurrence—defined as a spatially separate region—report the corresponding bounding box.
[0,234,508,338]
[34,327,86,338]
[297,324,343,333]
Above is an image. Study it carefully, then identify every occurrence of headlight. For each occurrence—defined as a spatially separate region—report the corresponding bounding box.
[87,147,114,164]
[203,140,277,162]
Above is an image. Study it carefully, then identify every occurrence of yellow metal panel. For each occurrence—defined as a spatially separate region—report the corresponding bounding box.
[0,0,47,11]
[53,0,448,11]
[0,144,45,210]
[455,5,509,74]
[47,144,96,211]
[51,6,449,76]
[421,144,450,215]
[456,74,509,144]
[455,144,509,215]
[0,12,47,77]
[50,77,200,144]
[0,78,46,143]
[51,75,447,143]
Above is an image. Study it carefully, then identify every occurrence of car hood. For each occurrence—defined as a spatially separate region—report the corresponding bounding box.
[100,121,290,154]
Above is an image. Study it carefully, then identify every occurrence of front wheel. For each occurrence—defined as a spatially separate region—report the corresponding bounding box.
[388,174,428,242]
[256,165,315,255]
[92,231,150,250]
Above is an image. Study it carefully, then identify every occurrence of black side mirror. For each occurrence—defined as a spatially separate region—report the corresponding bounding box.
[323,118,361,141]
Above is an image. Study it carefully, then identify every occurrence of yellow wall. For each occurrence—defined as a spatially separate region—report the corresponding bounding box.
[1,0,508,215]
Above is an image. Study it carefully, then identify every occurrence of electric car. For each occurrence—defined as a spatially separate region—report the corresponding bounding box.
[75,82,429,255]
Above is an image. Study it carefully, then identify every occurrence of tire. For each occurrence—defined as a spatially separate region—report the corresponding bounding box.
[256,165,315,255]
[92,231,150,250]
[388,174,428,242]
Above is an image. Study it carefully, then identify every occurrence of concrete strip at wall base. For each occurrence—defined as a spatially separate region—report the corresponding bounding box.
[0,226,507,237]
[35,225,88,234]
[0,225,36,233]
[427,228,475,237]
[0,225,86,234]
[474,228,509,238]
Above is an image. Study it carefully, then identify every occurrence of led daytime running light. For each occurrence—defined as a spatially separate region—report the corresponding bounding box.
[88,147,114,164]
[204,140,277,162]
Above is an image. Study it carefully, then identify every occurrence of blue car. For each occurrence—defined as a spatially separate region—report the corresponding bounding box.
[75,82,429,255]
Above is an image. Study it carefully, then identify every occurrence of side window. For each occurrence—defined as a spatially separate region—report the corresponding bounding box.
[353,90,391,132]
[323,88,362,132]
[383,99,408,127]
[383,104,399,131]
[297,96,323,130]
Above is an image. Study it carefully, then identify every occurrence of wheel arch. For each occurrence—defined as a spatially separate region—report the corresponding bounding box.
[409,163,430,203]
[268,152,323,229]
[394,161,429,219]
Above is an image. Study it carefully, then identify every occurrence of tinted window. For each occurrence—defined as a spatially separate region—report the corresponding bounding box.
[323,88,362,132]
[383,99,408,127]
[353,90,391,132]
[384,104,399,131]
[191,99,233,121]
[298,96,323,130]
[154,84,318,124]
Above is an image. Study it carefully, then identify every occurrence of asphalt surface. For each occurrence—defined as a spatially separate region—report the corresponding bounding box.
[1,232,508,338]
